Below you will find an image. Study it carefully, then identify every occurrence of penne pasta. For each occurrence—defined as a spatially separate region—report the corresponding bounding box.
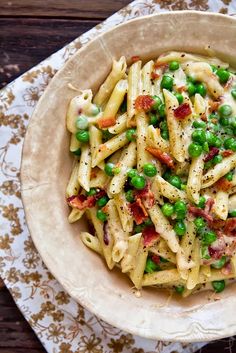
[80,232,103,256]
[78,145,92,192]
[142,269,180,286]
[186,238,200,290]
[114,192,133,233]
[121,233,142,273]
[129,239,148,289]
[66,160,80,197]
[186,155,204,204]
[68,207,85,223]
[108,112,127,134]
[156,176,187,202]
[214,190,229,220]
[127,60,142,126]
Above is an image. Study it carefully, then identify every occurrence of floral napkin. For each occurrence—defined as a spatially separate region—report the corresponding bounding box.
[1,1,236,352]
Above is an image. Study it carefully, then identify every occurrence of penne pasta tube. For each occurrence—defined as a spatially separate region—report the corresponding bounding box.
[198,268,235,283]
[78,145,92,192]
[129,239,148,289]
[106,200,128,263]
[121,233,142,273]
[108,113,127,134]
[201,265,211,278]
[156,176,187,202]
[147,204,179,253]
[109,141,136,195]
[178,221,196,280]
[186,155,204,204]
[89,125,104,170]
[80,232,103,256]
[86,208,115,270]
[141,60,154,95]
[229,193,236,212]
[93,56,127,106]
[163,89,185,162]
[67,90,93,133]
[127,60,142,126]
[186,238,200,290]
[68,207,85,223]
[146,125,170,153]
[92,132,128,167]
[114,192,133,233]
[150,239,176,264]
[142,269,180,286]
[66,160,80,197]
[202,153,236,188]
[70,134,81,152]
[214,190,229,221]
[90,168,109,189]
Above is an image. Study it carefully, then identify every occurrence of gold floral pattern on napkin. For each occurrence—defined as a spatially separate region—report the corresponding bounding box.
[1,0,236,352]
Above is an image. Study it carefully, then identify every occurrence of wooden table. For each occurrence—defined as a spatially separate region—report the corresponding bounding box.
[0,1,236,352]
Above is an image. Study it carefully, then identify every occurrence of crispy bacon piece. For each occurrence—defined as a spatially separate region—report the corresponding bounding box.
[208,246,224,260]
[174,103,192,119]
[67,190,106,210]
[209,99,221,112]
[188,205,213,223]
[204,198,214,214]
[224,218,236,237]
[146,147,175,169]
[131,55,140,63]
[204,147,219,162]
[135,182,155,209]
[151,254,160,264]
[215,177,232,192]
[129,198,148,225]
[142,226,160,247]
[154,62,168,71]
[98,116,116,129]
[200,113,207,122]
[222,149,234,157]
[151,71,160,80]
[209,219,225,231]
[135,95,154,111]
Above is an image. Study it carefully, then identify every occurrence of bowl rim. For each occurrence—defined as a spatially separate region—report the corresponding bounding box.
[21,10,236,342]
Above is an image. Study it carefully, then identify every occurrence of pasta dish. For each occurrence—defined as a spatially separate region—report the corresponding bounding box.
[65,52,236,297]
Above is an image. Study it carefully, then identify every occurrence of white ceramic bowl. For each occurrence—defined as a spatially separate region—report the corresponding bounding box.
[21,11,236,342]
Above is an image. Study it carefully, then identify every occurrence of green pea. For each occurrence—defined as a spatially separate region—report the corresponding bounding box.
[91,104,100,116]
[214,137,222,148]
[187,76,196,83]
[131,175,146,190]
[97,196,109,207]
[149,113,159,126]
[127,168,138,178]
[197,196,206,209]
[229,210,236,217]
[231,117,236,129]
[219,116,230,126]
[113,167,120,175]
[224,137,236,151]
[72,148,81,156]
[151,95,162,110]
[225,171,233,181]
[196,83,206,97]
[187,82,196,97]
[143,163,157,177]
[125,190,135,203]
[204,160,213,170]
[96,209,107,222]
[162,170,171,181]
[212,280,225,293]
[206,131,217,146]
[218,104,232,118]
[175,285,185,294]
[86,188,97,196]
[161,203,174,217]
[211,256,227,269]
[169,175,182,189]
[174,220,186,237]
[144,218,153,226]
[158,103,166,118]
[104,163,115,177]
[174,92,184,104]
[209,113,219,120]
[126,128,136,142]
[145,258,160,273]
[231,89,236,99]
[192,120,206,129]
[188,143,203,157]
[201,245,211,260]
[212,154,223,165]
[161,129,169,140]
[174,200,187,219]
[102,129,114,141]
[120,98,127,113]
[134,224,144,233]
[75,130,89,143]
[181,183,187,190]
[192,129,206,144]
[211,65,218,73]
[160,257,169,263]
[76,115,88,130]
[202,230,217,245]
[216,68,230,84]
[169,61,180,71]
[203,142,209,153]
[194,217,206,230]
[161,75,173,90]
